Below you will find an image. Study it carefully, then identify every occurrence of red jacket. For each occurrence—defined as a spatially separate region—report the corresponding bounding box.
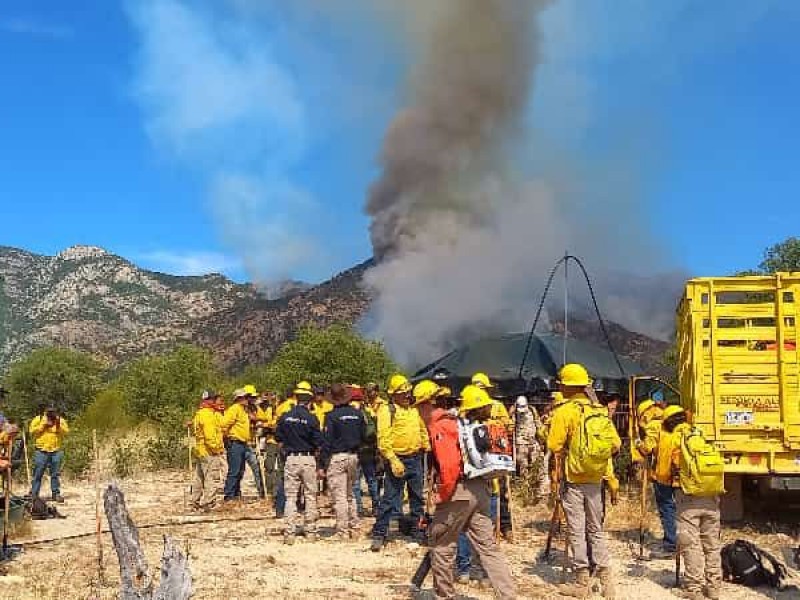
[427,409,463,504]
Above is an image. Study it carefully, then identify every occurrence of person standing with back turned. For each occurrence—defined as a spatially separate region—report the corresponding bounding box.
[276,384,323,545]
[416,381,516,600]
[547,363,621,599]
[319,383,365,540]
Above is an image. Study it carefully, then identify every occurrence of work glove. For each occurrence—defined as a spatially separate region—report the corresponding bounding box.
[389,457,406,478]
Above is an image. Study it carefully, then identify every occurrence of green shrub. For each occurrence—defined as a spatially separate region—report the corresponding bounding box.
[146,424,188,471]
[80,387,133,434]
[62,429,93,478]
[111,439,141,479]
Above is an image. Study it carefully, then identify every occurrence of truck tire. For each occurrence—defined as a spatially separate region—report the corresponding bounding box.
[720,474,744,522]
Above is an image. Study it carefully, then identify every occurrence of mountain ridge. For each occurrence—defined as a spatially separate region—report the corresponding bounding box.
[0,245,669,375]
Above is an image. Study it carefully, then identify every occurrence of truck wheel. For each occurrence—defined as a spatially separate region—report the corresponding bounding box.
[721,474,744,522]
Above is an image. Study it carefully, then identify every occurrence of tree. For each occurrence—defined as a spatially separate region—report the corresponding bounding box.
[244,324,398,395]
[759,237,800,273]
[116,345,221,424]
[2,347,104,421]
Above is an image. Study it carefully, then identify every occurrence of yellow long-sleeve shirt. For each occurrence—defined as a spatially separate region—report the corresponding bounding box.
[376,403,429,462]
[654,427,681,486]
[310,400,333,429]
[489,401,513,431]
[275,398,297,420]
[546,394,621,484]
[221,403,251,443]
[193,407,224,458]
[29,415,69,452]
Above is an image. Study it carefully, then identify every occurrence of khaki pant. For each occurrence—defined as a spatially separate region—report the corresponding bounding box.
[676,491,721,593]
[430,479,516,600]
[328,453,359,533]
[562,482,609,570]
[284,455,318,535]
[192,454,225,509]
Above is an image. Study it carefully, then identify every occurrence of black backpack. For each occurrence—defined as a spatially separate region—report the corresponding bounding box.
[721,539,788,589]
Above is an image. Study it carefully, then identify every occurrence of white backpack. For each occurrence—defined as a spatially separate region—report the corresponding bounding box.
[457,418,515,480]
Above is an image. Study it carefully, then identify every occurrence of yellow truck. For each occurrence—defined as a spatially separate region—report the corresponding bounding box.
[677,273,800,519]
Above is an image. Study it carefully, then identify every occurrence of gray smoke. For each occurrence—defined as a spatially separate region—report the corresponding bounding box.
[362,0,684,366]
[366,0,540,259]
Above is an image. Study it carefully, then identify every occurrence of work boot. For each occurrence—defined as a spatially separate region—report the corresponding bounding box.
[597,567,616,600]
[370,538,384,552]
[456,573,469,585]
[705,586,720,600]
[283,533,295,546]
[560,568,590,599]
[52,494,65,504]
[502,530,514,544]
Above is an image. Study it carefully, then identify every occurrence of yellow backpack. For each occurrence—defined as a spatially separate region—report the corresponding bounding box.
[567,404,617,479]
[679,427,725,497]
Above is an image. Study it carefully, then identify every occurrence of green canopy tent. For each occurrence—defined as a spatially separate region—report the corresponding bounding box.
[413,332,643,396]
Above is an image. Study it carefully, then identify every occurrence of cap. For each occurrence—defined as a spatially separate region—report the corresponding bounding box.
[201,389,218,401]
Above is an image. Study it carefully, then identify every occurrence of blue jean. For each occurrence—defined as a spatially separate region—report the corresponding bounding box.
[371,454,424,539]
[224,440,247,500]
[353,455,380,513]
[244,446,265,497]
[653,482,677,551]
[456,489,498,575]
[31,449,63,498]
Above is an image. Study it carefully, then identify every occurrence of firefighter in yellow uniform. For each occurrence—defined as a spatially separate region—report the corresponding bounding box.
[310,386,334,429]
[191,390,225,510]
[370,374,430,551]
[221,389,252,501]
[29,406,69,502]
[666,405,722,600]
[547,363,621,599]
[635,398,676,557]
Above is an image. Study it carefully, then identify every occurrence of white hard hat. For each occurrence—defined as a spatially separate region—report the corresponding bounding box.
[515,396,528,408]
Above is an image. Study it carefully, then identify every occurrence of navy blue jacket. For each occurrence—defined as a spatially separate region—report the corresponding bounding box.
[320,404,366,469]
[276,404,323,455]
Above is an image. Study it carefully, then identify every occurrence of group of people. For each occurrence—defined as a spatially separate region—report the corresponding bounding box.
[188,364,723,600]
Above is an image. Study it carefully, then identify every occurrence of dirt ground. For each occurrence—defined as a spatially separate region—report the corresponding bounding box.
[0,472,798,600]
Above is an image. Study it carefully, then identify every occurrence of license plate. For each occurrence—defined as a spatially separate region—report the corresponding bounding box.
[725,410,754,425]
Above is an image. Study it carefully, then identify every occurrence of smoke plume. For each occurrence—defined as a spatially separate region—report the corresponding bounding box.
[362,0,684,366]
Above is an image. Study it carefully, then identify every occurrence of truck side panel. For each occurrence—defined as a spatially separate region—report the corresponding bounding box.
[678,274,800,474]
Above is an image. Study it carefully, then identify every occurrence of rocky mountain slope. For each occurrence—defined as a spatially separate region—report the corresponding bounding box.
[0,245,670,375]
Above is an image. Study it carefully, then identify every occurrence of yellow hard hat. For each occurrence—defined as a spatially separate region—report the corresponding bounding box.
[387,374,412,395]
[663,405,685,420]
[459,385,494,414]
[294,381,314,396]
[558,363,591,387]
[471,372,494,389]
[637,399,655,416]
[243,384,258,397]
[413,380,441,405]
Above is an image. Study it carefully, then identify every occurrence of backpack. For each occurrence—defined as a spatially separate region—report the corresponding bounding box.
[721,539,788,589]
[30,497,66,520]
[361,407,377,445]
[678,427,725,497]
[566,404,617,479]
[457,419,515,480]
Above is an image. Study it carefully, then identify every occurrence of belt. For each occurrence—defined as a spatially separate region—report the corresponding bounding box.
[286,451,314,456]
[396,451,422,458]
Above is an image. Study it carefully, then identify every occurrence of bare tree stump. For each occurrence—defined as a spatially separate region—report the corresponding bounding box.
[104,483,192,600]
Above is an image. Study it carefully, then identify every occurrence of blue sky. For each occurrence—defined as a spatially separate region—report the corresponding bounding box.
[1,1,798,283]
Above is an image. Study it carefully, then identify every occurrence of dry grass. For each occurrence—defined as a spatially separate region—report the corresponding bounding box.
[0,473,797,599]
